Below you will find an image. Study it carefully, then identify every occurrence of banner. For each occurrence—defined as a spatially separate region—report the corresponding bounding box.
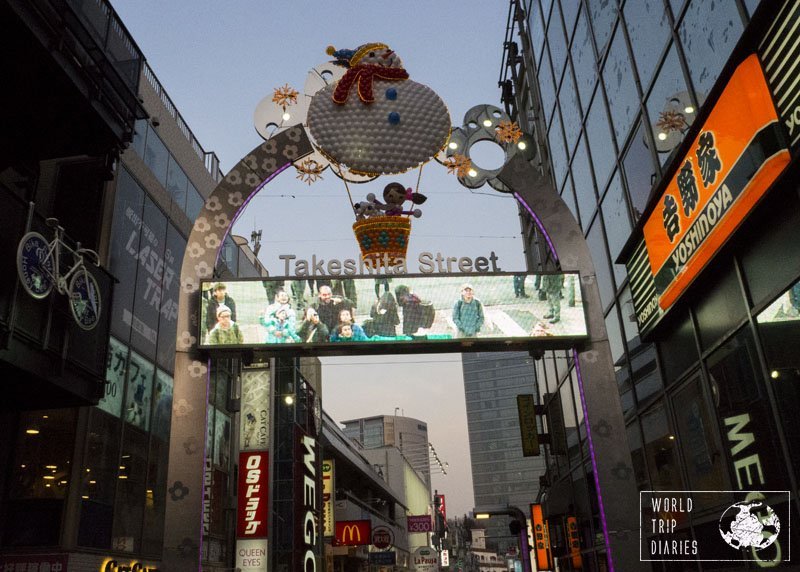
[517,394,540,456]
[236,451,268,538]
[407,514,432,533]
[322,459,335,537]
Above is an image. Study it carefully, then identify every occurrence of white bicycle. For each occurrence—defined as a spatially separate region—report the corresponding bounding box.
[17,218,102,330]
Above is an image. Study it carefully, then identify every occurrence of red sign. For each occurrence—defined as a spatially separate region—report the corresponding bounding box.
[407,515,433,532]
[335,519,371,546]
[236,451,268,538]
[372,525,394,549]
[435,493,447,520]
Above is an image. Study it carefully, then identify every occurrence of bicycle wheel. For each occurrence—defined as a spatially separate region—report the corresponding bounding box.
[68,266,102,330]
[16,231,55,299]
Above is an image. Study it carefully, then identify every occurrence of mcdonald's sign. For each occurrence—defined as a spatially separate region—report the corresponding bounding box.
[334,520,371,546]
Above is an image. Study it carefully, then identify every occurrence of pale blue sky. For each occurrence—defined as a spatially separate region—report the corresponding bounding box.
[113,0,526,516]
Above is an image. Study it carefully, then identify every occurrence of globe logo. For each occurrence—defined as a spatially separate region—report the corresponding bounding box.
[718,501,780,550]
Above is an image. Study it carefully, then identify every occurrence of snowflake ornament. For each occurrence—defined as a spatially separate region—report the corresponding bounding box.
[295,158,325,185]
[495,120,523,144]
[656,110,687,134]
[444,154,473,178]
[272,84,299,110]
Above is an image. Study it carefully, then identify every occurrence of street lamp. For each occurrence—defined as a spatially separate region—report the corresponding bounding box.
[472,504,532,572]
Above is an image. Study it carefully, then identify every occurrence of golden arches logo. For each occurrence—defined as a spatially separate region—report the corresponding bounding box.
[341,524,361,542]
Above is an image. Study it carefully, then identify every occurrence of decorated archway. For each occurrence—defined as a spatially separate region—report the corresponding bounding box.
[162,46,642,571]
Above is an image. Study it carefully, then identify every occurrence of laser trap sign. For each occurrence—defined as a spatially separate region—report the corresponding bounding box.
[198,273,587,355]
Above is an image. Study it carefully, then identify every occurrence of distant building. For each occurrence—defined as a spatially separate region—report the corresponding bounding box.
[462,351,545,553]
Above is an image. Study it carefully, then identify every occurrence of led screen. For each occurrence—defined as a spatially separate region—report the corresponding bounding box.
[198,273,587,354]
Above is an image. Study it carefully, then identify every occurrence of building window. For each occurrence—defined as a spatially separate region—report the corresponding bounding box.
[571,136,597,230]
[622,119,657,220]
[586,0,617,59]
[571,8,598,110]
[600,171,632,280]
[602,26,638,145]
[586,217,615,310]
[641,402,682,491]
[623,0,671,92]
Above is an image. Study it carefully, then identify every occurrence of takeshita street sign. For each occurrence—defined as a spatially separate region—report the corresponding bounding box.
[198,273,588,355]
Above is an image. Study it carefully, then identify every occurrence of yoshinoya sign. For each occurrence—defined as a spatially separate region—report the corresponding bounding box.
[624,54,790,335]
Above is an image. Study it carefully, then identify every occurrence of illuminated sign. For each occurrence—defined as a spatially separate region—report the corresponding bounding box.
[322,459,335,537]
[567,516,583,569]
[625,55,790,335]
[530,503,552,571]
[236,451,268,538]
[240,368,270,451]
[434,493,447,521]
[101,560,159,572]
[199,274,587,354]
[277,250,503,275]
[517,394,540,456]
[298,432,320,571]
[372,525,394,549]
[407,514,432,533]
[335,520,371,546]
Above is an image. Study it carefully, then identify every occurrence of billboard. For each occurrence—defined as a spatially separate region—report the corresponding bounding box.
[198,273,587,354]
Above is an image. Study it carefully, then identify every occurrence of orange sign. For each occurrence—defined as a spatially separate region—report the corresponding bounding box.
[641,54,790,313]
[567,516,583,569]
[530,504,552,571]
[335,519,371,546]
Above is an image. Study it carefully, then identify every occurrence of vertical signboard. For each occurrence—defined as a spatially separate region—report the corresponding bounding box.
[236,367,271,571]
[296,429,321,571]
[322,459,335,537]
[566,516,583,569]
[530,503,552,571]
[516,394,540,456]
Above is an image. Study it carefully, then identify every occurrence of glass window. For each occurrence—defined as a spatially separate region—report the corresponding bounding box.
[561,175,579,224]
[627,421,649,490]
[672,375,730,509]
[658,312,697,384]
[124,350,155,431]
[560,71,583,153]
[530,1,547,66]
[548,1,568,84]
[99,336,128,418]
[623,0,670,91]
[622,119,657,220]
[756,278,800,481]
[618,286,641,351]
[143,128,169,186]
[560,0,581,39]
[166,158,188,212]
[641,402,682,490]
[645,43,695,167]
[586,217,615,310]
[539,48,557,129]
[630,344,662,405]
[186,182,204,222]
[744,0,761,18]
[571,9,597,110]
[559,379,581,467]
[548,112,568,189]
[156,223,185,371]
[78,408,122,549]
[678,0,744,106]
[706,328,789,489]
[571,136,597,229]
[693,263,747,351]
[587,0,617,58]
[605,305,626,370]
[109,167,145,343]
[600,171,631,273]
[4,409,77,546]
[132,119,147,159]
[584,89,615,191]
[602,27,638,145]
[130,197,168,360]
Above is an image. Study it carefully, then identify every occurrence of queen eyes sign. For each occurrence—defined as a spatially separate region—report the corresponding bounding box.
[198,273,588,355]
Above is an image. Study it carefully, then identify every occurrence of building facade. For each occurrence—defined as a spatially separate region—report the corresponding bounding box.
[462,351,546,554]
[503,0,800,569]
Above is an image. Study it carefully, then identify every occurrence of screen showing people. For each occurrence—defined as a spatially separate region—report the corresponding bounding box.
[199,273,587,348]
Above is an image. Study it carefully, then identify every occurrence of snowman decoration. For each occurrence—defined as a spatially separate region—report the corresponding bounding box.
[307,42,451,177]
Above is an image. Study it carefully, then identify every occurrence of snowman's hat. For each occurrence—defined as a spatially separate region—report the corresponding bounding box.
[327,43,388,67]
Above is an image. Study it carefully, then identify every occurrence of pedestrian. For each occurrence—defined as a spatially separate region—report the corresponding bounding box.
[513,274,529,298]
[452,283,484,337]
[207,304,244,345]
[206,282,237,334]
[541,274,565,324]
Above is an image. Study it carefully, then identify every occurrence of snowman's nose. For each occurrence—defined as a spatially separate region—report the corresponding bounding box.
[382,50,394,60]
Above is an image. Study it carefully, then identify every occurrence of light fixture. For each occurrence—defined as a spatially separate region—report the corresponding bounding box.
[42,415,49,419]
[89,480,97,485]
[467,168,477,177]
[657,132,668,141]
[482,119,493,127]
[684,106,695,114]
[282,112,291,121]
[448,141,458,150]
[118,475,128,479]
[43,475,55,480]
[475,513,491,520]
[45,465,57,469]
[668,435,675,440]
[517,141,527,150]
[82,495,89,499]
[284,395,295,405]
[771,370,780,379]
[25,428,40,435]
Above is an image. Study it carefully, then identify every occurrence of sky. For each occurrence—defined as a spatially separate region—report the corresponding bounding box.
[112,0,525,517]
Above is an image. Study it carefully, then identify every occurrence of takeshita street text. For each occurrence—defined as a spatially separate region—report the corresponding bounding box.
[277,251,503,276]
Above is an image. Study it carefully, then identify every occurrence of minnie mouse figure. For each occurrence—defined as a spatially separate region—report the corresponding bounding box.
[367,182,427,217]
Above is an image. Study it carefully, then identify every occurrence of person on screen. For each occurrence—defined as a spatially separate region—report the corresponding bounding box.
[208,305,244,345]
[395,284,426,335]
[452,283,484,337]
[266,289,297,328]
[368,291,400,337]
[513,274,530,298]
[260,306,301,344]
[314,285,355,332]
[206,283,237,334]
[332,309,368,341]
[374,277,391,298]
[331,322,368,342]
[296,307,330,343]
[542,274,565,324]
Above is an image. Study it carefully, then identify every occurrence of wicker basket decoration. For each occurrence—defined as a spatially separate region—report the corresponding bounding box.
[352,215,411,267]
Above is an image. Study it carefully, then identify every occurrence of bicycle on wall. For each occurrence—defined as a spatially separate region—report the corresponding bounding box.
[16,217,102,330]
